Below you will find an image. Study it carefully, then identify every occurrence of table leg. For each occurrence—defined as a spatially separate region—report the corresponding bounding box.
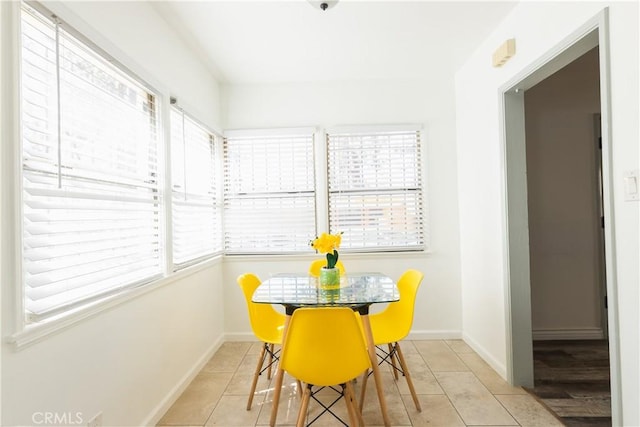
[360,313,391,427]
[269,313,291,427]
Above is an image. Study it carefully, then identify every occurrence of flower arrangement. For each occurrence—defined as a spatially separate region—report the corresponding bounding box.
[310,232,343,269]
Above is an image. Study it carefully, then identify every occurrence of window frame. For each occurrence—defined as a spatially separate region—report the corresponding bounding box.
[221,125,428,256]
[169,105,223,270]
[222,127,318,255]
[19,4,164,323]
[325,124,428,253]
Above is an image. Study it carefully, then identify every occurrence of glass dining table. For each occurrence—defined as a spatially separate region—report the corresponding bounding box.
[252,272,399,427]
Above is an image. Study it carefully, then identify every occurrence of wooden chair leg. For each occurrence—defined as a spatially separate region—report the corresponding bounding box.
[395,342,422,411]
[296,380,303,397]
[267,343,275,379]
[247,343,267,410]
[345,380,364,427]
[296,385,312,427]
[358,369,370,412]
[388,343,399,380]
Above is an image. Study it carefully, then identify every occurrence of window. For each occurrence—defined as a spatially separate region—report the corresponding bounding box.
[327,127,425,251]
[20,4,161,321]
[170,107,222,268]
[223,129,316,254]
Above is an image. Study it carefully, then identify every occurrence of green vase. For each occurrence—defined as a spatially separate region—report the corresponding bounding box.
[319,267,340,289]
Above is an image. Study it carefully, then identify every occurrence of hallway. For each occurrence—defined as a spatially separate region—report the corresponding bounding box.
[527,340,611,426]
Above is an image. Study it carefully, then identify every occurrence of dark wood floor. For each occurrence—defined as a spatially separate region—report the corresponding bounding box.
[526,340,611,427]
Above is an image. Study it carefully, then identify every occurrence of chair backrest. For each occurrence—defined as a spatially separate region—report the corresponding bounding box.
[308,259,346,277]
[383,269,424,339]
[280,307,370,387]
[237,273,284,344]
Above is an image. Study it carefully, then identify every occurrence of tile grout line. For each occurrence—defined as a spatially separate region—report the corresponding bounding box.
[424,341,470,427]
[211,342,256,427]
[439,340,522,427]
[160,340,566,427]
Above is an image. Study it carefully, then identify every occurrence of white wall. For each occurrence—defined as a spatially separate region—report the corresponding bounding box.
[1,1,225,426]
[525,48,603,338]
[222,78,463,340]
[456,2,638,425]
[0,3,6,423]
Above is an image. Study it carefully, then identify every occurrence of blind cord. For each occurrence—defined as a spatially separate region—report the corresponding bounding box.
[182,110,187,201]
[54,15,62,189]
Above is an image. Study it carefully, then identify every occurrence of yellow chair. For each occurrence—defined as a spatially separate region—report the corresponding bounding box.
[308,259,346,276]
[361,269,424,411]
[280,307,370,427]
[237,273,286,410]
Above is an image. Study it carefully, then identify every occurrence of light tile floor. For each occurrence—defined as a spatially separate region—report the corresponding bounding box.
[158,340,563,426]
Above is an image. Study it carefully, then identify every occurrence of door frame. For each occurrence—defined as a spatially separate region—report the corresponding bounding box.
[592,113,609,340]
[498,8,621,425]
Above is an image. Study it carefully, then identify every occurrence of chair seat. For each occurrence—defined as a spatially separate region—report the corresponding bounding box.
[258,323,285,345]
[368,312,406,345]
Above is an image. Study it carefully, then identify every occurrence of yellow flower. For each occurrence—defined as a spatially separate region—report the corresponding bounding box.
[332,233,342,249]
[311,232,341,254]
[310,232,343,269]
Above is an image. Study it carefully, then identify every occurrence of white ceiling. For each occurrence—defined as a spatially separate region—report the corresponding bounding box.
[154,1,518,85]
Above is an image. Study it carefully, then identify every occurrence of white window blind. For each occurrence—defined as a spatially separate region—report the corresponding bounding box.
[20,5,162,321]
[223,130,316,254]
[171,107,221,268]
[327,128,425,251]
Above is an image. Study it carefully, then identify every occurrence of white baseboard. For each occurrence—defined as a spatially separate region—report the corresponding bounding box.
[462,332,508,379]
[228,330,462,341]
[224,332,260,341]
[227,330,462,341]
[143,335,225,427]
[532,327,604,340]
[407,329,462,340]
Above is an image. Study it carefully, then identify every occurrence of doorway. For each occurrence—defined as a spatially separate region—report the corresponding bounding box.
[522,47,611,425]
[525,47,605,344]
[499,11,621,427]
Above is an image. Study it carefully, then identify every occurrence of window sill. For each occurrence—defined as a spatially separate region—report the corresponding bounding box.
[7,256,222,350]
[223,249,432,263]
